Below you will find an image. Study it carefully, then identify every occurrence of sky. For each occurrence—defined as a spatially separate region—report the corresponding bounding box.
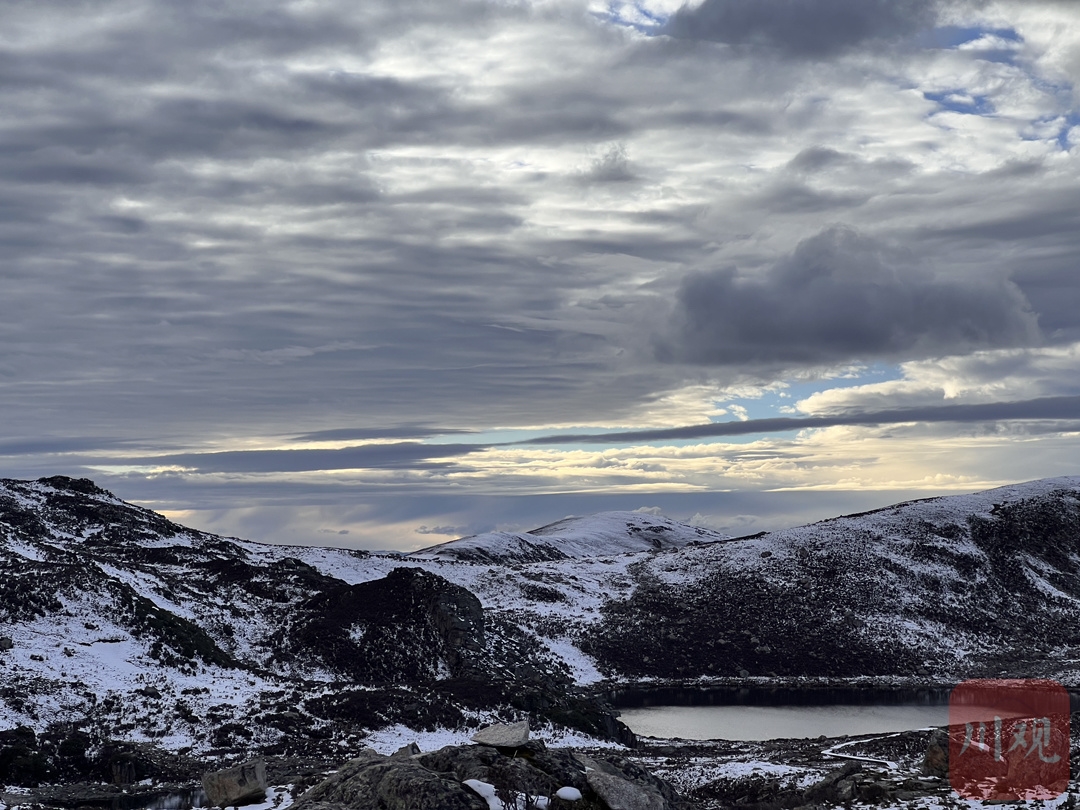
[2,0,1080,551]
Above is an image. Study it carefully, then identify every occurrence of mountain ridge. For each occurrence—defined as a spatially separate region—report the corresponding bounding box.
[3,474,1080,785]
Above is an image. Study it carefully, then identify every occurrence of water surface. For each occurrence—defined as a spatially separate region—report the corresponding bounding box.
[619,703,951,741]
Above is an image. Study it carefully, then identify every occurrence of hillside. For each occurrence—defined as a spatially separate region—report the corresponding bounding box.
[408,511,730,563]
[2,474,1080,784]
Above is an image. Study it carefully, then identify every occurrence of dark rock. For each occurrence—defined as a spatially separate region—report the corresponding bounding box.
[0,637,12,651]
[294,750,485,810]
[577,754,684,810]
[803,761,862,804]
[857,780,891,803]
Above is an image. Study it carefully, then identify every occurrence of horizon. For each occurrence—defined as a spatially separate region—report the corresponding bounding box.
[3,0,1080,551]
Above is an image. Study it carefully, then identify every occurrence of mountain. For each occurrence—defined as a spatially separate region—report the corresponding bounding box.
[3,474,1080,785]
[409,511,730,563]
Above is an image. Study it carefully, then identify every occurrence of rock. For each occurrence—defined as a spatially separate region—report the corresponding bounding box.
[923,728,949,778]
[803,761,862,804]
[836,778,856,802]
[587,770,665,810]
[0,636,13,650]
[471,720,530,748]
[202,758,268,807]
[393,742,421,758]
[293,749,485,810]
[136,686,162,699]
[857,780,891,803]
[576,754,679,810]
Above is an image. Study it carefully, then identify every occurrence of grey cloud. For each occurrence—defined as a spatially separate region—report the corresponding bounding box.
[290,427,476,443]
[578,144,637,184]
[522,394,1080,445]
[664,0,940,57]
[125,443,487,474]
[657,226,1041,366]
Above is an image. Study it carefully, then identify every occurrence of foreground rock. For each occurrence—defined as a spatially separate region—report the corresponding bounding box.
[293,740,688,810]
[202,758,268,807]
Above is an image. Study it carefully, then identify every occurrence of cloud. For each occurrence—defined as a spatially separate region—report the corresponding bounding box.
[656,226,1041,367]
[121,443,487,474]
[663,0,941,57]
[794,342,1080,415]
[521,394,1080,444]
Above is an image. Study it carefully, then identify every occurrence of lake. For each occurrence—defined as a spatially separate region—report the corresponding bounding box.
[618,703,951,740]
[610,686,1041,741]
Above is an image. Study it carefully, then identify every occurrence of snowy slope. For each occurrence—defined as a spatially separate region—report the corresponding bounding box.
[581,476,1080,682]
[408,511,730,563]
[3,474,1080,770]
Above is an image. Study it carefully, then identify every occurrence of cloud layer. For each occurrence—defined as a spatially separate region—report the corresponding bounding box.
[665,0,940,56]
[1,0,1079,548]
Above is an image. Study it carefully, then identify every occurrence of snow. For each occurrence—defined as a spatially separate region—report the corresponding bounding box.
[409,511,731,562]
[5,473,1080,766]
[362,724,489,755]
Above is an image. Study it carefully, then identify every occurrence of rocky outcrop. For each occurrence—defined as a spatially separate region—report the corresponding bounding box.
[292,749,486,810]
[293,741,688,810]
[293,567,487,684]
[202,758,268,807]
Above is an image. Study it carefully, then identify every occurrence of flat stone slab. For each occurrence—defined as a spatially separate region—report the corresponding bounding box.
[202,758,267,808]
[470,720,530,748]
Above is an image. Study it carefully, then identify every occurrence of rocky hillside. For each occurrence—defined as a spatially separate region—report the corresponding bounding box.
[3,474,1080,784]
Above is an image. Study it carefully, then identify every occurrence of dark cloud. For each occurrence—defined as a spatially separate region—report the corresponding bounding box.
[522,394,1080,445]
[126,443,487,474]
[290,427,476,443]
[664,0,940,57]
[657,226,1041,366]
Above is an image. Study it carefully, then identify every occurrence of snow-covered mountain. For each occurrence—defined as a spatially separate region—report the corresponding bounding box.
[3,474,1080,784]
[409,511,730,563]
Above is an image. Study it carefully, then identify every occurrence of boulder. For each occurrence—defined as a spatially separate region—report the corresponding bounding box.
[0,636,13,650]
[202,758,268,807]
[471,721,530,748]
[293,750,485,810]
[803,761,862,804]
[586,770,665,810]
[923,728,949,778]
[575,754,680,810]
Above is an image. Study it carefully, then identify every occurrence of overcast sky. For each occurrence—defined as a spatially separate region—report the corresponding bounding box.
[3,0,1080,550]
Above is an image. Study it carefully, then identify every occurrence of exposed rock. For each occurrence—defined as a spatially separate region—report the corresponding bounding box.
[803,761,862,804]
[586,769,665,810]
[471,720,529,748]
[392,742,421,758]
[295,742,686,810]
[202,758,268,807]
[576,754,681,810]
[923,728,949,778]
[0,636,12,650]
[293,749,485,810]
